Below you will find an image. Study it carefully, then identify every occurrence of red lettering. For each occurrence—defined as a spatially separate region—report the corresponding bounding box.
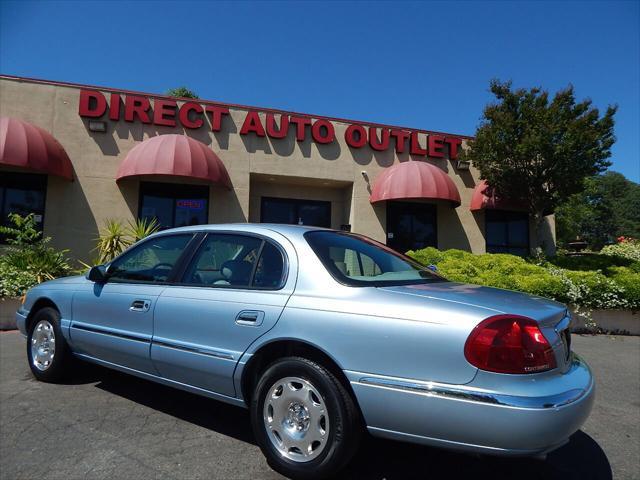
[390,130,410,153]
[289,116,311,141]
[153,99,177,127]
[205,106,229,131]
[345,125,367,148]
[445,137,462,160]
[410,132,427,156]
[369,127,390,151]
[124,96,151,123]
[78,90,107,118]
[428,135,445,158]
[311,119,335,144]
[266,113,289,139]
[109,93,121,121]
[179,102,204,129]
[240,111,266,136]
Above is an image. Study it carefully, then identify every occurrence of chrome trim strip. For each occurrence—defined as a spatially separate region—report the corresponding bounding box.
[71,323,149,343]
[357,376,591,409]
[152,339,235,361]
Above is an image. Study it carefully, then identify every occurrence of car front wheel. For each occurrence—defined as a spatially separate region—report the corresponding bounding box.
[27,307,73,382]
[250,357,360,479]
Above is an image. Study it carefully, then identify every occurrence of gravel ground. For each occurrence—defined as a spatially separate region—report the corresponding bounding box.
[1,331,638,480]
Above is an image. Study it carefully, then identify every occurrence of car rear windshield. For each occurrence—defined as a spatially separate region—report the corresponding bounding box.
[304,230,445,287]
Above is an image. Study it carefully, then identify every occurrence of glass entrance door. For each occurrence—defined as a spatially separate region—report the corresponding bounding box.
[386,202,437,254]
[261,197,331,228]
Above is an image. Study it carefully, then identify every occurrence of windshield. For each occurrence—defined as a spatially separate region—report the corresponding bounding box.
[304,231,445,287]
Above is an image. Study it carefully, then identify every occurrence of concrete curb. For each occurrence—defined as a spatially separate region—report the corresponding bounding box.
[570,308,639,335]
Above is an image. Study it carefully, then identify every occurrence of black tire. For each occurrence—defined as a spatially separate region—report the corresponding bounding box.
[26,307,73,382]
[250,356,361,480]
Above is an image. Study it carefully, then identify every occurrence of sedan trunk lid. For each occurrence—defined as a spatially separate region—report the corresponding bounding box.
[379,282,568,326]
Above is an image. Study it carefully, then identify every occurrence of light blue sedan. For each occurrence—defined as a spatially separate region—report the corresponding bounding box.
[16,224,594,479]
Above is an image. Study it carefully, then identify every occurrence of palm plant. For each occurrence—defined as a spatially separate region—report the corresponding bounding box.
[95,219,129,264]
[94,217,160,265]
[126,217,160,243]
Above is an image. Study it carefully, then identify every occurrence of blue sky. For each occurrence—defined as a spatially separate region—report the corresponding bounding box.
[1,0,638,181]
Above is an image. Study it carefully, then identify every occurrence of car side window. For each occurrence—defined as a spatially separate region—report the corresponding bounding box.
[253,242,285,288]
[182,234,286,289]
[107,234,193,284]
[183,234,262,287]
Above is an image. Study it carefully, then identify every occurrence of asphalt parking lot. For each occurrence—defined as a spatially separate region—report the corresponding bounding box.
[1,331,638,480]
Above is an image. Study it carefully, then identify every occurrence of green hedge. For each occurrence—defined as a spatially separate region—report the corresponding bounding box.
[407,248,640,310]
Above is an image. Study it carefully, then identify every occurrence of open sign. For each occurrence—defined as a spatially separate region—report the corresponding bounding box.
[176,199,205,210]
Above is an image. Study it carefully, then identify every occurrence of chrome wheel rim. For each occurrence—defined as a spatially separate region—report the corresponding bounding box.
[31,320,56,371]
[263,376,330,462]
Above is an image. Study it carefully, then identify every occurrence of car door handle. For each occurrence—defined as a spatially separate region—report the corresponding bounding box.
[235,310,264,326]
[130,300,151,312]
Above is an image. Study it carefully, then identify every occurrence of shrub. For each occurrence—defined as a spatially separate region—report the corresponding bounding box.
[406,247,446,266]
[0,262,39,297]
[608,266,640,309]
[562,270,628,309]
[601,238,640,262]
[407,247,638,311]
[546,252,638,272]
[0,213,72,296]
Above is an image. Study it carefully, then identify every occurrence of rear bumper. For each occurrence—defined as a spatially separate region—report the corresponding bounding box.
[348,354,595,456]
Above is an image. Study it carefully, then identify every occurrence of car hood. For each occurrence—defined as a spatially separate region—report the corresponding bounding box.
[379,282,567,326]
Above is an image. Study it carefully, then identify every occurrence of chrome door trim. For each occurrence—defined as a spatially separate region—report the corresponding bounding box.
[152,338,235,361]
[71,322,150,343]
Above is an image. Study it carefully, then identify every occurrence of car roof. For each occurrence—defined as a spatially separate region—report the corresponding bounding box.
[149,222,334,239]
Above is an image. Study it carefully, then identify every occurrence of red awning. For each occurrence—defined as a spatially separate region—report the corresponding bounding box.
[369,161,461,206]
[470,180,526,211]
[0,117,73,180]
[116,134,231,188]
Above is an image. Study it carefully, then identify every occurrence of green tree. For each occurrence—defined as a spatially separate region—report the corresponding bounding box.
[460,79,617,252]
[165,86,198,99]
[556,172,640,249]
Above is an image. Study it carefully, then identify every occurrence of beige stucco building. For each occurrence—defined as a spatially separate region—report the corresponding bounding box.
[0,75,554,262]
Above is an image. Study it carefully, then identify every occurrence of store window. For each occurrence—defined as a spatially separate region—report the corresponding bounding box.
[386,202,437,254]
[1,172,47,241]
[485,210,529,256]
[261,197,331,228]
[139,182,209,230]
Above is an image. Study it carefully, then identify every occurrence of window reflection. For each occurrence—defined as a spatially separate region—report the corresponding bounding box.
[1,172,47,242]
[486,210,529,256]
[139,182,209,229]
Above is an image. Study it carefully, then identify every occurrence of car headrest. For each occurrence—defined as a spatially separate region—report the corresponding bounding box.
[220,260,253,285]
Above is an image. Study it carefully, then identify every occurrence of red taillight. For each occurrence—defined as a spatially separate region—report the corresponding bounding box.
[464,315,557,374]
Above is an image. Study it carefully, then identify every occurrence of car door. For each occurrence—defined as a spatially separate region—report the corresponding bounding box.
[70,233,196,374]
[150,232,294,397]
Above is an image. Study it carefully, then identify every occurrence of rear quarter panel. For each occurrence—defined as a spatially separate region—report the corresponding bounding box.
[243,287,484,385]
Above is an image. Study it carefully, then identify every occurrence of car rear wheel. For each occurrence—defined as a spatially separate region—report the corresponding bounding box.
[27,307,73,382]
[250,357,360,479]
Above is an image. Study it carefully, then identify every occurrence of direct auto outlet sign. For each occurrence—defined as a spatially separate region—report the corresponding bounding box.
[79,90,462,159]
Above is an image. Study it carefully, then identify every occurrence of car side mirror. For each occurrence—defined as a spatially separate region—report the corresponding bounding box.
[87,265,108,283]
